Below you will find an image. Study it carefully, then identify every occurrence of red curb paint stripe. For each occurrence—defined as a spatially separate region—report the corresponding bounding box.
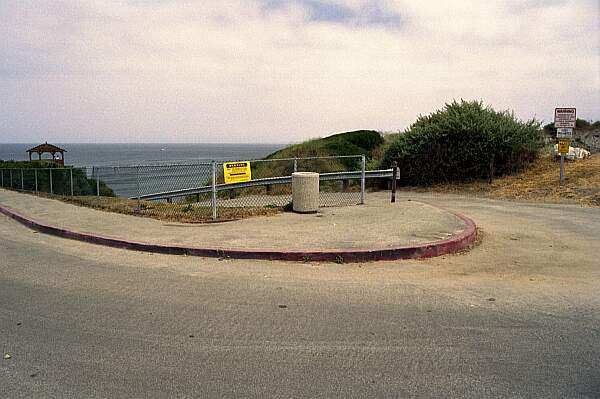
[0,202,477,262]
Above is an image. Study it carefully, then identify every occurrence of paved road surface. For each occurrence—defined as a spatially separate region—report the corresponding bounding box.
[1,193,599,398]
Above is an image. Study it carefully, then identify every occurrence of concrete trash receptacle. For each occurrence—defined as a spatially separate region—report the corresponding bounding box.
[292,172,319,213]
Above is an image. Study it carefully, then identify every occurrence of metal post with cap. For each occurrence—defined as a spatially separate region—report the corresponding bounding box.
[360,155,366,205]
[391,161,398,203]
[211,160,218,221]
[70,168,74,196]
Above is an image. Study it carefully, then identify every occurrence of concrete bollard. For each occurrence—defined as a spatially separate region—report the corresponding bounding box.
[292,172,319,213]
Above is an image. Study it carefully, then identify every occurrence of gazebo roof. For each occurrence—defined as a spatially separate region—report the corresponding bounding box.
[27,142,67,153]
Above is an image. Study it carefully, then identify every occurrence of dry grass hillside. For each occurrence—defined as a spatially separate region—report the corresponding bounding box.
[415,154,600,207]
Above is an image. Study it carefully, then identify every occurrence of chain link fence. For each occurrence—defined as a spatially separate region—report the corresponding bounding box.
[214,155,364,209]
[1,155,392,222]
[0,167,95,196]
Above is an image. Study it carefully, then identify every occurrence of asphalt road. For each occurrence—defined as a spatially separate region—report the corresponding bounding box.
[1,193,599,398]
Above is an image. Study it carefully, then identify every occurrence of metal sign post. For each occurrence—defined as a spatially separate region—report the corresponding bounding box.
[554,107,576,184]
[560,154,565,184]
[558,139,570,185]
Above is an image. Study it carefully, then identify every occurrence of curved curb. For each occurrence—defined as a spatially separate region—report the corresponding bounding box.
[0,203,477,263]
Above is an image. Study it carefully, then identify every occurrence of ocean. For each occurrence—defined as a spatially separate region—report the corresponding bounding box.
[0,143,286,167]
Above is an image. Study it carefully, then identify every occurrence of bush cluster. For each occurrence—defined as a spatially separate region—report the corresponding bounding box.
[0,160,114,196]
[379,100,544,185]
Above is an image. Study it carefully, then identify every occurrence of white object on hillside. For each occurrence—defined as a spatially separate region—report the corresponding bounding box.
[552,144,591,160]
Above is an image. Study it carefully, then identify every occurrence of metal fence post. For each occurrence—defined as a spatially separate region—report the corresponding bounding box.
[70,168,74,196]
[34,169,38,193]
[211,161,218,221]
[10,169,13,188]
[21,169,24,190]
[0,169,3,187]
[136,166,141,211]
[360,155,366,205]
[49,169,53,194]
[293,158,298,173]
[95,167,100,196]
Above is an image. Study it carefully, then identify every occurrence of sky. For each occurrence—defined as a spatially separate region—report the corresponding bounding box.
[1,0,599,144]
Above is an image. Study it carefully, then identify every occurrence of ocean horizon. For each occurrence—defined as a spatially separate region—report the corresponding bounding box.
[0,143,288,167]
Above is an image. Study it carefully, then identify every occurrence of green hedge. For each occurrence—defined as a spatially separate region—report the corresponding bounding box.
[379,100,544,185]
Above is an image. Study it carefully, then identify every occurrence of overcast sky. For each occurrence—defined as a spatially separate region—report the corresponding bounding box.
[1,0,598,143]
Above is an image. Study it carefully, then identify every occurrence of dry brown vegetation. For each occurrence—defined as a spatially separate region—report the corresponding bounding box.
[415,154,600,207]
[37,193,282,223]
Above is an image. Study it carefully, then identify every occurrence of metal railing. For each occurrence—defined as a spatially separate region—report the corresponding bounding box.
[0,155,395,221]
[136,169,392,201]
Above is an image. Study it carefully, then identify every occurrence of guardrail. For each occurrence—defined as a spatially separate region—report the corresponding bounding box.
[135,169,394,201]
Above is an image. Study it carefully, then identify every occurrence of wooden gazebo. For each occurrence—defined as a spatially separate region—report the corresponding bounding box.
[27,142,67,165]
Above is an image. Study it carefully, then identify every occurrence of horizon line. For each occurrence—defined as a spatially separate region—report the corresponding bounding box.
[0,142,293,145]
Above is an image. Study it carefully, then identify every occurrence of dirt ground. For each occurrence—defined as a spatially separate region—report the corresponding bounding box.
[416,154,600,207]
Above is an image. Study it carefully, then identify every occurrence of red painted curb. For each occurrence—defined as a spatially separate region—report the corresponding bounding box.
[0,202,477,262]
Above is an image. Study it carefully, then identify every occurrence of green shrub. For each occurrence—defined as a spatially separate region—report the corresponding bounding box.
[0,160,115,196]
[379,100,544,185]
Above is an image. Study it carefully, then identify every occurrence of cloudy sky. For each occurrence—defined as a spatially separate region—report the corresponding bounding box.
[1,0,598,143]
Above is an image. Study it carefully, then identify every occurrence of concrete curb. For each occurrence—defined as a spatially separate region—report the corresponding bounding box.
[0,203,477,262]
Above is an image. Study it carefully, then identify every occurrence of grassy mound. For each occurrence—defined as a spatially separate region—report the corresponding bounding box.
[265,130,383,159]
[252,130,384,179]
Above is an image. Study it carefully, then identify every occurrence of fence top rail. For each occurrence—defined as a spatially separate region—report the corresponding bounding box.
[94,162,214,169]
[1,155,365,170]
[136,169,393,200]
[220,154,364,164]
[0,167,82,171]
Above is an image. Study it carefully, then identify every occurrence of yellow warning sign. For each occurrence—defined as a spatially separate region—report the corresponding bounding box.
[223,161,251,183]
[558,139,570,154]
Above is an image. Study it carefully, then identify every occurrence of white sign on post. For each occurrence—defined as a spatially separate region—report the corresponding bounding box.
[556,127,573,139]
[554,107,576,186]
[554,108,576,128]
